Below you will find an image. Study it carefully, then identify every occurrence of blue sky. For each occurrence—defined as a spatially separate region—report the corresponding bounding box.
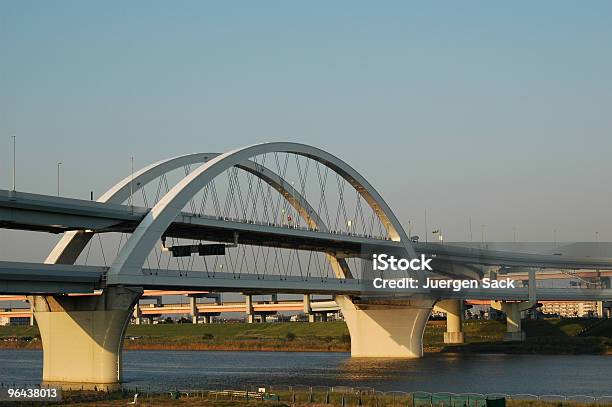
[1,1,611,249]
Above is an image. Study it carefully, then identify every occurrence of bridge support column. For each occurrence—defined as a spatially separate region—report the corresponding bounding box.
[29,302,35,326]
[336,296,433,358]
[491,301,528,341]
[245,295,254,323]
[436,300,465,344]
[29,287,142,390]
[189,297,199,324]
[596,301,604,318]
[132,302,142,325]
[303,294,314,322]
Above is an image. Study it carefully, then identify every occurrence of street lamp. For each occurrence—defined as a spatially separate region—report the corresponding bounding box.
[57,162,62,196]
[130,156,134,212]
[432,228,443,243]
[11,135,16,192]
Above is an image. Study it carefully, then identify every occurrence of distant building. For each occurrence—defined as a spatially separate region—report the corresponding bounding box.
[0,316,30,326]
[540,301,600,317]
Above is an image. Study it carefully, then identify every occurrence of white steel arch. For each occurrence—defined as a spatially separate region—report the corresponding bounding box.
[45,149,354,278]
[45,153,214,265]
[107,142,414,283]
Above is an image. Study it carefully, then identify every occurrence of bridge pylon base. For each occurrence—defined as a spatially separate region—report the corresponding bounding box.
[336,296,433,358]
[29,287,142,390]
[491,300,530,342]
[443,331,465,344]
[435,299,466,344]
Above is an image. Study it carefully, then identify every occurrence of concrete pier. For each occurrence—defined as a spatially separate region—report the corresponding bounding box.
[245,294,254,323]
[132,302,142,325]
[436,299,465,344]
[337,296,433,358]
[189,296,199,324]
[29,287,142,390]
[303,294,315,322]
[492,300,529,341]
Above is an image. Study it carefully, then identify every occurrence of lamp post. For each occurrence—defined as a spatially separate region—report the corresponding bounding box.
[130,156,134,213]
[11,135,16,191]
[57,162,62,196]
[468,217,473,242]
[424,208,428,243]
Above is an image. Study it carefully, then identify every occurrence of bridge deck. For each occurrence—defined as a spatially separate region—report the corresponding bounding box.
[1,260,611,301]
[3,189,612,269]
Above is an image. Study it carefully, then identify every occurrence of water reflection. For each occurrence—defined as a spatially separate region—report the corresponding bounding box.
[1,350,611,396]
[338,358,423,380]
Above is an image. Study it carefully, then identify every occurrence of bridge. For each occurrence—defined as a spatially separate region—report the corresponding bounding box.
[1,294,341,323]
[1,142,611,389]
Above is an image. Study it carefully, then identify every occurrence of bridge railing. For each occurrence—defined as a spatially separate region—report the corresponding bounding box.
[181,385,612,405]
[181,211,392,241]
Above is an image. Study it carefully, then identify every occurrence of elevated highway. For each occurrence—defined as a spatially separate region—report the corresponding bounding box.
[0,299,339,320]
[3,189,612,271]
[1,260,611,301]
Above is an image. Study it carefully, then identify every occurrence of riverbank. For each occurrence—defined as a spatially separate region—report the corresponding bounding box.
[1,319,611,354]
[0,389,608,407]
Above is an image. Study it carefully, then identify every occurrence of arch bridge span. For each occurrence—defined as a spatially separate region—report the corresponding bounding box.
[0,142,611,389]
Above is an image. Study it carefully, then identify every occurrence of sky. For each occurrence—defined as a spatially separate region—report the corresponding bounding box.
[1,1,612,262]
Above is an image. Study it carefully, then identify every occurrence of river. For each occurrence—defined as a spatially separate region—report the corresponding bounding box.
[1,350,610,396]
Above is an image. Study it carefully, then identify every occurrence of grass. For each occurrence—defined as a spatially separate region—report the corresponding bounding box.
[126,321,348,339]
[583,319,612,337]
[0,325,39,337]
[0,390,607,407]
[1,318,611,354]
[424,319,506,351]
[123,321,350,351]
[525,318,610,337]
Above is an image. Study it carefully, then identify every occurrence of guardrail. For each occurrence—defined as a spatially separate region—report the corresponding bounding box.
[116,384,612,405]
[2,383,611,405]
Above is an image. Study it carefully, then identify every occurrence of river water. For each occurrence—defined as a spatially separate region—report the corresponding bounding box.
[1,350,611,396]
